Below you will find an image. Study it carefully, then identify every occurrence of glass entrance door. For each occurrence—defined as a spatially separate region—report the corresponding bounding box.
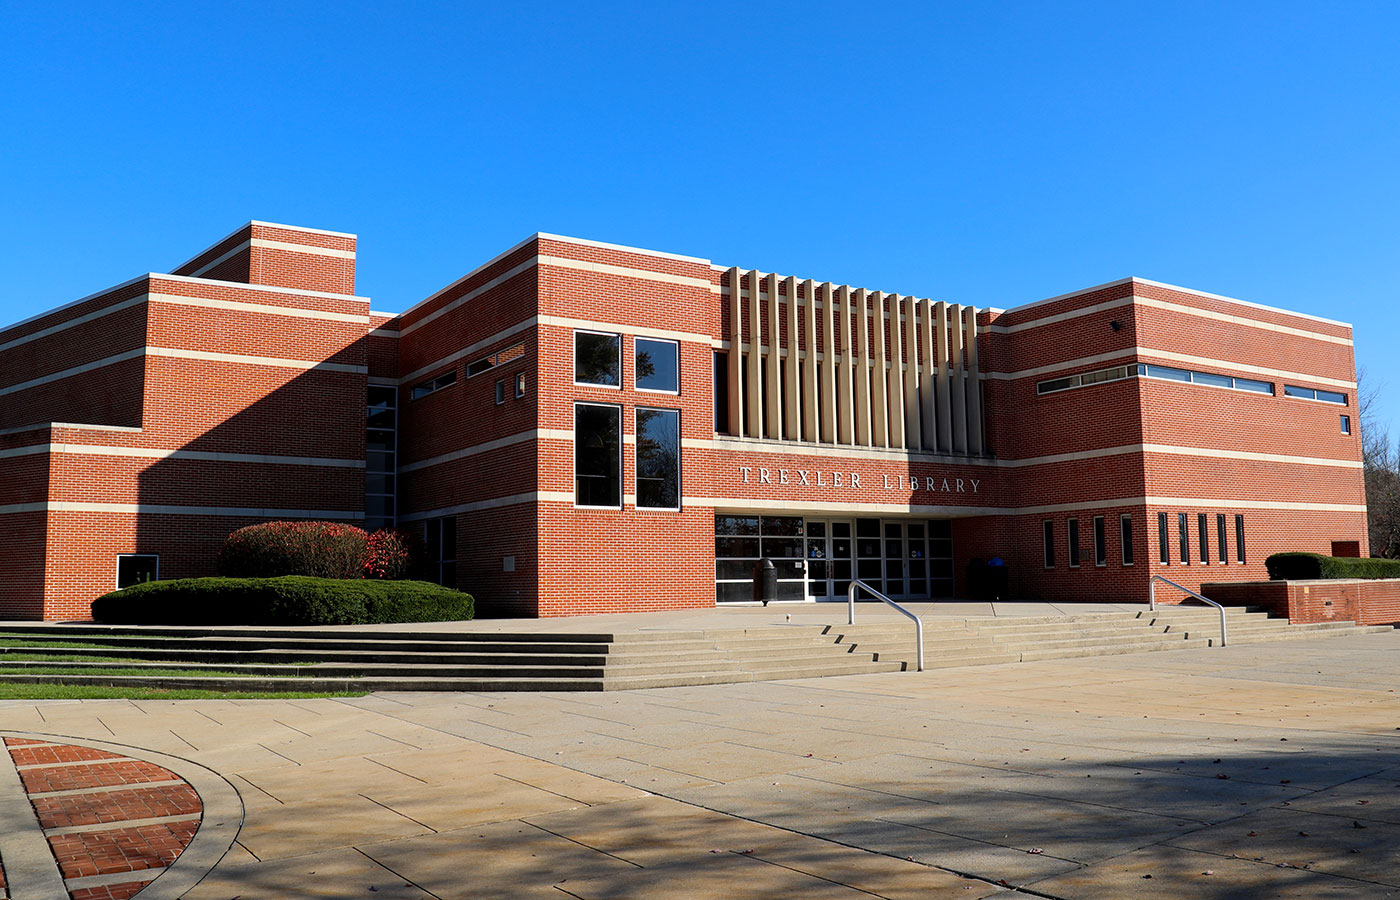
[805,520,853,601]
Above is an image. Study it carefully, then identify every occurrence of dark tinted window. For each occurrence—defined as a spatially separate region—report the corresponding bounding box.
[636,338,679,392]
[636,408,680,509]
[575,332,620,386]
[1068,519,1080,567]
[575,403,621,506]
[116,555,158,589]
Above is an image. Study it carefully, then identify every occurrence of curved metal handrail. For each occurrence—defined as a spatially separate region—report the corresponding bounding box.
[847,580,925,671]
[1149,575,1227,647]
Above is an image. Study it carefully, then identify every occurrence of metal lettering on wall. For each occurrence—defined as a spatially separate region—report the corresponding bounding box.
[737,466,981,493]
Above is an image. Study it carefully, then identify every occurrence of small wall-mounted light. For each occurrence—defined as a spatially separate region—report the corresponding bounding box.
[1110,320,1123,332]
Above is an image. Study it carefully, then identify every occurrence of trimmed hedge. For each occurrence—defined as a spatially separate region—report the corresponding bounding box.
[218,522,369,579]
[1265,552,1400,581]
[92,577,474,625]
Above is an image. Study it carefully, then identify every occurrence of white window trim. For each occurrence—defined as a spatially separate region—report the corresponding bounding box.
[115,553,159,590]
[1340,415,1351,435]
[634,407,682,512]
[634,335,681,395]
[573,401,624,510]
[1283,385,1348,405]
[573,329,623,390]
[1119,514,1134,567]
[1067,517,1080,569]
[1093,516,1107,567]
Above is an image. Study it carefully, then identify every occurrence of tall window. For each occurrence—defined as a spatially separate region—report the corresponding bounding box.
[1198,513,1210,563]
[1120,515,1134,566]
[575,403,621,507]
[424,517,456,587]
[1093,516,1106,567]
[1216,514,1228,562]
[1068,518,1081,568]
[636,337,679,393]
[714,352,731,433]
[574,331,621,386]
[1042,520,1055,569]
[1158,512,1169,564]
[366,384,397,531]
[636,408,680,509]
[1178,513,1189,563]
[1235,515,1246,563]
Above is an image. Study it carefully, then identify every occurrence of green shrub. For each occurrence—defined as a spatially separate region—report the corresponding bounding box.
[1265,552,1400,581]
[92,576,474,625]
[218,522,368,579]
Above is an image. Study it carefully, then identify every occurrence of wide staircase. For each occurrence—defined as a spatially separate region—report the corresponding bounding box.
[0,608,1389,693]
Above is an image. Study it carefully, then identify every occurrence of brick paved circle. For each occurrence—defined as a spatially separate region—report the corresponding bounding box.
[0,733,244,899]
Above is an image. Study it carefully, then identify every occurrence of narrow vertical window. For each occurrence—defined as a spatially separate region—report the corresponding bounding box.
[575,403,622,507]
[1198,513,1210,563]
[1120,515,1134,566]
[636,408,681,509]
[1235,514,1246,563]
[515,373,526,398]
[1341,415,1351,434]
[494,379,505,405]
[1068,518,1081,568]
[1178,513,1189,563]
[1158,512,1169,564]
[1042,520,1055,569]
[1216,513,1227,562]
[1093,516,1106,566]
[714,352,731,434]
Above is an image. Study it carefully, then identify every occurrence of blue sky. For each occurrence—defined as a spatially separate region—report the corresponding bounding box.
[3,2,1397,434]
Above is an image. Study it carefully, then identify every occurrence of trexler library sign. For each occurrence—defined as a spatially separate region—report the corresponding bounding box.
[736,466,983,494]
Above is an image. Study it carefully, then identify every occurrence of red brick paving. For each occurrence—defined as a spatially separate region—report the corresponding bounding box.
[19,760,177,794]
[33,784,201,829]
[3,737,205,900]
[48,821,197,879]
[69,880,155,900]
[8,746,128,767]
[3,737,52,746]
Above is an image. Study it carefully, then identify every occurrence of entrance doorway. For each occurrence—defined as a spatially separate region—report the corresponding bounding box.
[716,515,954,603]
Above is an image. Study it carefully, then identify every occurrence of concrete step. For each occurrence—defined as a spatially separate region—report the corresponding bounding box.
[734,653,882,671]
[1018,638,1213,661]
[0,673,608,692]
[749,661,906,681]
[0,646,617,666]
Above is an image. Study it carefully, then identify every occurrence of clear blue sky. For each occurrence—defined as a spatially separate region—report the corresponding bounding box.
[3,2,1397,434]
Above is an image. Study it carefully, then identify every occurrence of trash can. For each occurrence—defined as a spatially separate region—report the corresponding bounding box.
[986,556,1008,602]
[752,558,777,605]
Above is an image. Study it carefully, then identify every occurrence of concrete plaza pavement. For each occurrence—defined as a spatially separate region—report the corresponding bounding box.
[1,629,1397,898]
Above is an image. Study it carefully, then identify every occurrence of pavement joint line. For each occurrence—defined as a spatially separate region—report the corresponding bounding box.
[365,757,430,784]
[15,756,136,770]
[519,821,645,869]
[44,812,203,837]
[357,792,439,833]
[0,734,72,897]
[27,779,187,799]
[64,866,165,890]
[351,846,446,900]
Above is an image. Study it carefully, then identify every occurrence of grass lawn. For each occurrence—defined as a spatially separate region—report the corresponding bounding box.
[0,684,365,700]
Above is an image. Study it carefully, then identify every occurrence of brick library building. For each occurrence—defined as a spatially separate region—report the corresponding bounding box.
[0,221,1366,620]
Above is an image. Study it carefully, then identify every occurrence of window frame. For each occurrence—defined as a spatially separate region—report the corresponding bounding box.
[515,372,527,398]
[409,368,458,401]
[635,406,682,512]
[1120,515,1134,567]
[494,379,506,405]
[1093,516,1106,567]
[1178,512,1190,564]
[634,336,680,395]
[115,554,159,590]
[1341,414,1351,435]
[1198,513,1210,564]
[1216,513,1228,563]
[1158,511,1169,564]
[1042,520,1055,569]
[573,401,624,509]
[1068,518,1081,568]
[573,330,623,389]
[1235,514,1246,563]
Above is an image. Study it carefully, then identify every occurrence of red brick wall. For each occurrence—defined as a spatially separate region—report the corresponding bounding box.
[1203,579,1400,626]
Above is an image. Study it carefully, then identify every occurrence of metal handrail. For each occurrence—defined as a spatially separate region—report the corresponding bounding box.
[1149,575,1228,647]
[847,580,925,672]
